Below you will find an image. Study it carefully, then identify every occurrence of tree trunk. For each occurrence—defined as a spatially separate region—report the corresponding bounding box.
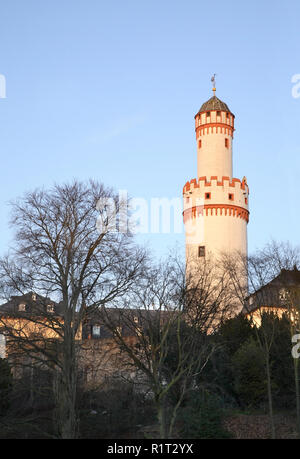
[294,357,300,438]
[156,397,168,439]
[53,329,78,439]
[265,354,276,439]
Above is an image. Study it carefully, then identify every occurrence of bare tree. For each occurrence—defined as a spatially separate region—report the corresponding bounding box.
[0,180,146,438]
[98,254,233,438]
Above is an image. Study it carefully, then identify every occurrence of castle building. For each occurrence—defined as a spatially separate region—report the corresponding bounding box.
[183,86,250,265]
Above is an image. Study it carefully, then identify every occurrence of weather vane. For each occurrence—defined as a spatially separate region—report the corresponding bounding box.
[211,74,216,94]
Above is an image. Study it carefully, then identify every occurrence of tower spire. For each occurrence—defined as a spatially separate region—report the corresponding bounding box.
[211,74,216,95]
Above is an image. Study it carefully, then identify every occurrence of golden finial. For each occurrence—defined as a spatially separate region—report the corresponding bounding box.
[211,74,216,94]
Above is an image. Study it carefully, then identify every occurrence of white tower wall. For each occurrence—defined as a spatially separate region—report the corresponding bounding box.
[184,94,249,266]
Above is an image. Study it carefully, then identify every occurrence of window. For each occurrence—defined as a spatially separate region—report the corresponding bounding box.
[198,246,205,257]
[47,304,54,314]
[205,192,211,199]
[226,112,229,119]
[228,193,234,201]
[279,288,289,302]
[217,111,221,117]
[198,139,202,148]
[225,138,229,148]
[18,303,26,312]
[245,197,248,205]
[92,325,101,338]
[206,111,210,118]
[134,316,139,324]
[32,293,36,301]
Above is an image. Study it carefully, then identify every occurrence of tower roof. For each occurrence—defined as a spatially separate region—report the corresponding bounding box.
[196,95,233,116]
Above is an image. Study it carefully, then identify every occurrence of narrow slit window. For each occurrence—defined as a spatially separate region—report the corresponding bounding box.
[228,193,234,201]
[225,138,229,148]
[198,246,205,257]
[205,193,211,199]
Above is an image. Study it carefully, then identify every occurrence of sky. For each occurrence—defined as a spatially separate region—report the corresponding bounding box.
[0,0,299,260]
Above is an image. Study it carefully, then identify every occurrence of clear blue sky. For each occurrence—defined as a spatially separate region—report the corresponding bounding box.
[0,0,299,259]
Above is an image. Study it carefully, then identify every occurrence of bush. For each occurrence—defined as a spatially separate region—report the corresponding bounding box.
[232,338,267,408]
[78,380,156,438]
[180,390,232,439]
[0,358,12,415]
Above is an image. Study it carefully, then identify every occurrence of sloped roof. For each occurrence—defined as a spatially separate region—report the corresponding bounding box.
[243,268,300,314]
[196,95,232,116]
[0,292,62,316]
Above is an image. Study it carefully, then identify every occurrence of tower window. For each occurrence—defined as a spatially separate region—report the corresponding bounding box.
[198,139,202,148]
[225,138,229,148]
[228,193,234,201]
[226,112,229,118]
[217,111,221,117]
[245,197,248,205]
[198,246,205,257]
[205,193,211,199]
[206,111,210,118]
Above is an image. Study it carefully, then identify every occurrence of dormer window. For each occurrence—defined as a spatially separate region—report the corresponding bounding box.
[47,304,54,314]
[18,303,26,312]
[279,288,289,302]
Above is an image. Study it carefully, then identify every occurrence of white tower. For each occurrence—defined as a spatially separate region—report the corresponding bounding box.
[183,86,249,265]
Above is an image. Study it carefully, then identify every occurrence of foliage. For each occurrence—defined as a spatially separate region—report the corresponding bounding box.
[0,358,12,415]
[232,337,267,408]
[180,390,232,439]
[78,381,155,438]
